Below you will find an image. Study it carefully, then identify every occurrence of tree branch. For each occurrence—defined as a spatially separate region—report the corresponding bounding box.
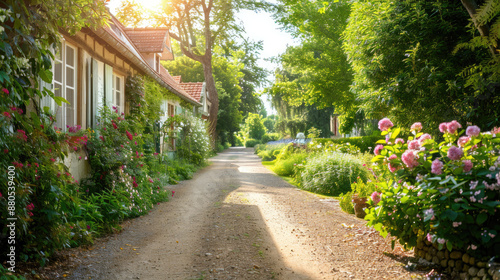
[461,0,497,56]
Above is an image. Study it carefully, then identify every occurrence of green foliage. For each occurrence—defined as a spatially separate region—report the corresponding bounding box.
[242,113,266,141]
[272,153,308,177]
[244,139,260,148]
[0,0,107,265]
[255,143,287,161]
[310,136,380,153]
[351,180,380,199]
[260,133,280,144]
[271,0,354,119]
[343,1,494,132]
[339,192,355,214]
[176,113,211,166]
[367,120,500,259]
[262,117,276,133]
[0,264,26,279]
[299,152,370,196]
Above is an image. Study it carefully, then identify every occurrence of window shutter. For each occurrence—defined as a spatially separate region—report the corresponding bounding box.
[105,64,113,108]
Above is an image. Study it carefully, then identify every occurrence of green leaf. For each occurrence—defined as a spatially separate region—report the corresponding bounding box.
[446,241,453,252]
[476,213,488,225]
[38,69,53,83]
[376,139,386,144]
[400,196,410,203]
[53,96,69,106]
[391,127,401,139]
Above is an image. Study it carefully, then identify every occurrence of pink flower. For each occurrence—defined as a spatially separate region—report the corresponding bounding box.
[457,136,470,147]
[371,192,381,205]
[3,112,11,118]
[402,150,419,169]
[87,225,91,230]
[418,134,432,145]
[133,181,138,188]
[427,233,433,242]
[395,138,405,145]
[378,118,393,131]
[447,146,463,161]
[374,145,384,155]
[172,190,175,197]
[408,140,420,150]
[388,154,399,172]
[466,125,480,137]
[26,203,35,211]
[439,123,448,133]
[2,88,9,95]
[126,130,133,141]
[463,160,473,172]
[50,158,56,162]
[410,122,422,132]
[431,159,444,175]
[99,135,104,141]
[112,122,118,129]
[437,238,446,244]
[447,120,462,134]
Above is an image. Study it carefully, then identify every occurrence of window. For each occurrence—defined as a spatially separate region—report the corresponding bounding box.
[168,103,175,149]
[52,41,77,130]
[113,74,124,114]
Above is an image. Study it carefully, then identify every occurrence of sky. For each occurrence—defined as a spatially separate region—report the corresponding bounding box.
[106,0,297,115]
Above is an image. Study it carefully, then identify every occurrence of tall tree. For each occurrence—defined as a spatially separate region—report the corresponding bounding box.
[271,0,354,132]
[343,0,494,132]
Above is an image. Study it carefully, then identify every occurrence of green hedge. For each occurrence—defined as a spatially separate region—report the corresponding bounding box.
[311,136,380,153]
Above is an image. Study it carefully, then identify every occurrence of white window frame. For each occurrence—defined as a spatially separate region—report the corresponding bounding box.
[51,41,77,130]
[112,73,124,114]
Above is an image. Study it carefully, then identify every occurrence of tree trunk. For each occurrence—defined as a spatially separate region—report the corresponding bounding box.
[203,60,219,150]
[460,0,497,56]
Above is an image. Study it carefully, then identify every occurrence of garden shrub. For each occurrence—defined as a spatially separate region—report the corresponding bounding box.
[299,152,370,196]
[312,136,379,153]
[261,133,280,144]
[175,113,211,166]
[255,143,287,161]
[339,192,355,214]
[272,153,308,177]
[245,139,259,147]
[366,119,500,260]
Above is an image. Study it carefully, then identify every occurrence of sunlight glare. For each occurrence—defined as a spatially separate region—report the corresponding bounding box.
[135,0,162,12]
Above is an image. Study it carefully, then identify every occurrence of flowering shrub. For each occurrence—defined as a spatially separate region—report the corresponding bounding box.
[366,119,500,259]
[176,113,211,166]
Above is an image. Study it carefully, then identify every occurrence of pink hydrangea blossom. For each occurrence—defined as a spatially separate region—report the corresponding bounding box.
[378,118,393,131]
[402,150,419,169]
[447,120,462,134]
[395,138,405,145]
[447,146,463,160]
[427,233,434,242]
[388,154,399,172]
[371,192,381,205]
[408,140,420,150]
[431,159,444,175]
[463,160,473,172]
[374,144,384,155]
[418,133,432,145]
[439,123,448,133]
[466,125,480,137]
[457,136,470,147]
[410,122,422,132]
[2,88,9,95]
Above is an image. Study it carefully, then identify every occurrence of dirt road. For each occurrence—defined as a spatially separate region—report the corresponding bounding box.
[65,147,421,280]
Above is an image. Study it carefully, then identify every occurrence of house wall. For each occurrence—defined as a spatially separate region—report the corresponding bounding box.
[57,31,144,181]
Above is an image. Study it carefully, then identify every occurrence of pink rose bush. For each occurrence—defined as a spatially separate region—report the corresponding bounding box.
[367,119,500,259]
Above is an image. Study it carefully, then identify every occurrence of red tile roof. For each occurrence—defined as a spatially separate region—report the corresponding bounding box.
[180,82,204,102]
[173,76,181,83]
[124,27,174,60]
[159,66,199,103]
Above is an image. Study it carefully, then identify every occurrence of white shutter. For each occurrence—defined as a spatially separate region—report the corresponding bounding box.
[65,44,77,127]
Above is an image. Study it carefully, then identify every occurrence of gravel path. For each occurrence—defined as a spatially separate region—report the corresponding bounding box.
[50,147,426,279]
